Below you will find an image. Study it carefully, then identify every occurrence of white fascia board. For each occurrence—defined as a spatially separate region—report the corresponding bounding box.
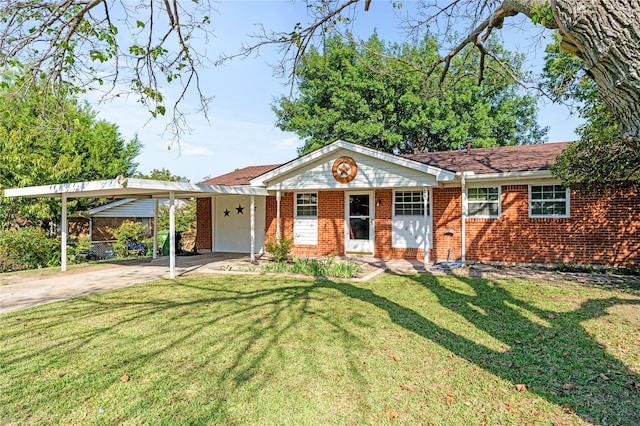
[197,184,269,196]
[250,139,456,186]
[463,170,553,182]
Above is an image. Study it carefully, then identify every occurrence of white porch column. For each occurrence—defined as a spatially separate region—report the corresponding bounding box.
[250,194,256,262]
[152,198,158,259]
[275,190,281,243]
[169,191,176,279]
[461,173,467,263]
[61,194,68,272]
[423,187,430,267]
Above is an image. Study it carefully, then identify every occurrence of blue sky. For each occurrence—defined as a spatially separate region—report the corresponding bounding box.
[92,1,581,182]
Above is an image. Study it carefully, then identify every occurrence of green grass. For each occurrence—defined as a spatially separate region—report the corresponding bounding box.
[1,273,639,425]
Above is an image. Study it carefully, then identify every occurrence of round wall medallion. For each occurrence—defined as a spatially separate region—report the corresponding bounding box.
[332,156,358,183]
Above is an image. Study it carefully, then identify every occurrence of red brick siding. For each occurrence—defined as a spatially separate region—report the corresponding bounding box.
[432,187,463,262]
[196,198,212,251]
[465,185,640,266]
[374,189,425,260]
[265,191,344,256]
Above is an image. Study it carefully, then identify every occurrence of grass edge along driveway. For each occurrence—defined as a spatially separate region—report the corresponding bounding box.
[1,273,639,425]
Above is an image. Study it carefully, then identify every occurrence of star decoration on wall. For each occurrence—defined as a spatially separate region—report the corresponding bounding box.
[236,204,244,214]
[223,209,230,217]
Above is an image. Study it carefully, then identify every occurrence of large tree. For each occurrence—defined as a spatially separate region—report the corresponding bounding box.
[541,32,640,188]
[0,75,141,228]
[250,0,640,172]
[274,32,546,154]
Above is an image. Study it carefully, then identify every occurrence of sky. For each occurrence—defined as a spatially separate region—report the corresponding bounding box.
[91,1,582,183]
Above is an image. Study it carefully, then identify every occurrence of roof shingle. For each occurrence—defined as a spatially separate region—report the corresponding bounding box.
[198,164,281,186]
[403,142,570,174]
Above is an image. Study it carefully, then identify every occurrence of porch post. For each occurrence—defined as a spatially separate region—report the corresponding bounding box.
[275,190,281,243]
[461,173,467,263]
[423,187,429,267]
[61,194,68,272]
[152,198,158,259]
[169,191,176,279]
[250,194,256,262]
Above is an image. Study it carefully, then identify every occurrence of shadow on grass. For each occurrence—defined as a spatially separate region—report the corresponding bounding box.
[320,276,640,425]
[2,274,639,424]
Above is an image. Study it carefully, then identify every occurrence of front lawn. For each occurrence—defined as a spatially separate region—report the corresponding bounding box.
[1,273,639,425]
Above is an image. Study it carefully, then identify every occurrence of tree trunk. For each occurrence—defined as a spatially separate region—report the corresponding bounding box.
[551,0,640,146]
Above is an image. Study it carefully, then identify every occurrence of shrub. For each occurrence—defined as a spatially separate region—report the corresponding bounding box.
[264,237,293,262]
[0,227,60,272]
[111,221,149,258]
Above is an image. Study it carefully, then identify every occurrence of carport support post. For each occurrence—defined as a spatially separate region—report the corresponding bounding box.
[152,199,158,260]
[61,194,67,272]
[250,195,256,262]
[275,191,281,243]
[169,192,176,279]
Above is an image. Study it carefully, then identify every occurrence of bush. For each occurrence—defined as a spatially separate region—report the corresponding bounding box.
[264,237,293,262]
[0,227,60,272]
[111,221,149,258]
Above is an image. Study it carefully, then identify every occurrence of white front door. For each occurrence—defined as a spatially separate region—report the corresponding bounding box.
[345,192,374,254]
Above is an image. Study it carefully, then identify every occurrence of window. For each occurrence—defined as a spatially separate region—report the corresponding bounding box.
[529,185,569,217]
[394,190,427,216]
[296,193,317,217]
[467,187,500,218]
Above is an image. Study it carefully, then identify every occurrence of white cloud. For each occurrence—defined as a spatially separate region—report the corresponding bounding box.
[180,143,215,157]
[272,136,301,150]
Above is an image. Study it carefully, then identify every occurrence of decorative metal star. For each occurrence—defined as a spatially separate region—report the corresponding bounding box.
[236,204,244,214]
[223,209,230,217]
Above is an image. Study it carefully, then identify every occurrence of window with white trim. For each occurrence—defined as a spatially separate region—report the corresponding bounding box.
[296,193,317,217]
[467,187,500,218]
[394,191,427,216]
[529,185,569,217]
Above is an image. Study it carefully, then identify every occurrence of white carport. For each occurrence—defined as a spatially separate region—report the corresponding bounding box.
[3,177,268,279]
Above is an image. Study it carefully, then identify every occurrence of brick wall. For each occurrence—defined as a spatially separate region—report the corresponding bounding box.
[196,197,212,251]
[465,185,640,266]
[374,189,424,260]
[432,187,463,262]
[68,218,90,239]
[265,191,344,256]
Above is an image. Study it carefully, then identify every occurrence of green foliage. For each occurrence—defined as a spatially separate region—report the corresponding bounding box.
[0,74,141,228]
[273,32,547,155]
[67,236,93,264]
[531,2,554,26]
[264,237,294,262]
[260,256,361,278]
[0,227,60,272]
[540,32,640,189]
[111,221,149,258]
[134,168,186,182]
[157,200,197,232]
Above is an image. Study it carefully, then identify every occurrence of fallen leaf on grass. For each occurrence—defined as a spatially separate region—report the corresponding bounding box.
[631,381,640,391]
[514,384,527,393]
[384,405,398,419]
[119,373,130,382]
[392,355,400,362]
[562,383,575,392]
[446,394,454,405]
[400,384,414,391]
[599,373,609,381]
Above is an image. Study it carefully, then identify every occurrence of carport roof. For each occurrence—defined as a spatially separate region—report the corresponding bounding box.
[3,177,268,199]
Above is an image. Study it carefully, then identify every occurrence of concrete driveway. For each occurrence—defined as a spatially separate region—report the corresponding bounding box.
[0,253,244,314]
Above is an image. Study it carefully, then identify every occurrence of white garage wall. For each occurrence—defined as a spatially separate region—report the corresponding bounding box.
[213,195,266,253]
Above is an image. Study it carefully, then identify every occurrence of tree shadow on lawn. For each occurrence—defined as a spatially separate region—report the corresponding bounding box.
[321,275,640,425]
[2,274,639,424]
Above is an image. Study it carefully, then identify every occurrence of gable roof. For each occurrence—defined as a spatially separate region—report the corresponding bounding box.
[197,141,572,188]
[403,142,571,174]
[199,164,281,186]
[251,140,457,186]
